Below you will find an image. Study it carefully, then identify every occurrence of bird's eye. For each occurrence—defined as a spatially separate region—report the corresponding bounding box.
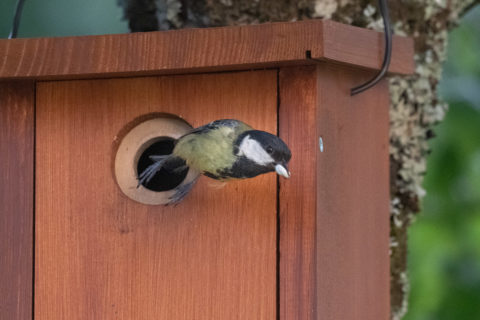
[266,146,273,154]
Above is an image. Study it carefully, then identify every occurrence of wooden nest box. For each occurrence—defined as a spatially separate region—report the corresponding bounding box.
[0,20,413,319]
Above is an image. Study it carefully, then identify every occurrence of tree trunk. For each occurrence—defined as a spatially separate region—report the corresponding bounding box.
[117,1,479,318]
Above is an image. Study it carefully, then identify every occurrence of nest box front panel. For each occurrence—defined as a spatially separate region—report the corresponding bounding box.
[35,71,277,319]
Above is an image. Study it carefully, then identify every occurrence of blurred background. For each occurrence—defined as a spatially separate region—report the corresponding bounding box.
[0,0,128,37]
[1,1,479,319]
[405,5,480,320]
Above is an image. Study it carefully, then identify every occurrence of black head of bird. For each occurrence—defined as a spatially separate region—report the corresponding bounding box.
[138,119,291,205]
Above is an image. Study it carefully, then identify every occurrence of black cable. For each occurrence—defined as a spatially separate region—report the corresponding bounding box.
[350,0,392,96]
[8,0,26,39]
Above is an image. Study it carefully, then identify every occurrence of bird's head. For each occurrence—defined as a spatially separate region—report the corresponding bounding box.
[236,130,292,178]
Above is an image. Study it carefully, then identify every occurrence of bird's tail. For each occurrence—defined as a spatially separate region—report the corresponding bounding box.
[137,155,169,188]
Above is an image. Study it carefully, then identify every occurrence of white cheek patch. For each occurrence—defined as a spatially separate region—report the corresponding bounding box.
[237,135,274,165]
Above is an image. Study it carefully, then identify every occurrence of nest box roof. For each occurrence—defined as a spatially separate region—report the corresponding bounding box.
[0,19,414,81]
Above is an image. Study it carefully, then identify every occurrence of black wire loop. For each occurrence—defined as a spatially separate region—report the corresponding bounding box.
[8,0,27,39]
[350,0,393,96]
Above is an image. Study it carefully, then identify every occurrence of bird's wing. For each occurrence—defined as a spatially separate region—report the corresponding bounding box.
[137,155,169,187]
[173,119,252,176]
[137,155,187,187]
[167,174,200,205]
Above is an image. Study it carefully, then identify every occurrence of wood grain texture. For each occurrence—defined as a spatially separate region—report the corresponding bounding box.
[35,71,277,319]
[0,82,34,320]
[316,64,390,319]
[322,20,414,74]
[0,20,413,81]
[279,66,318,319]
[279,64,390,319]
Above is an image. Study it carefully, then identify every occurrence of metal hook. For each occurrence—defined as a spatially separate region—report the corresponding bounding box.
[350,0,393,96]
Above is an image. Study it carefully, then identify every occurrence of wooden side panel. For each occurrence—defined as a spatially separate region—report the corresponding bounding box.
[316,64,390,319]
[279,64,390,319]
[35,71,277,319]
[0,82,34,320]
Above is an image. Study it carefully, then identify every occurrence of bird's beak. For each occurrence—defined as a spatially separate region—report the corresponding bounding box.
[275,163,290,179]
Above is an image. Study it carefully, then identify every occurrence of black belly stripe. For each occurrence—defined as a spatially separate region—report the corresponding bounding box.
[212,157,272,179]
[203,172,222,180]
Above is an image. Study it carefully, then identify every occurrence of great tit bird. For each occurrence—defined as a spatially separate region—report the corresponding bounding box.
[138,119,291,204]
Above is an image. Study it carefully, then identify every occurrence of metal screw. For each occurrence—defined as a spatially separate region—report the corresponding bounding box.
[319,137,324,152]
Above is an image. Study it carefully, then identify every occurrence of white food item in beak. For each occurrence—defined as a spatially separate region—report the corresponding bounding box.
[275,164,290,178]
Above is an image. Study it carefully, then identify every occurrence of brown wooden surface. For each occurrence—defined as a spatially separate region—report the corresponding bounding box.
[0,20,413,81]
[278,66,318,319]
[0,82,34,320]
[316,64,390,319]
[322,20,414,74]
[279,64,390,319]
[35,71,277,319]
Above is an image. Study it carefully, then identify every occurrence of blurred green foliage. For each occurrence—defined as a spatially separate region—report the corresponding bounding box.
[405,5,480,320]
[1,1,480,318]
